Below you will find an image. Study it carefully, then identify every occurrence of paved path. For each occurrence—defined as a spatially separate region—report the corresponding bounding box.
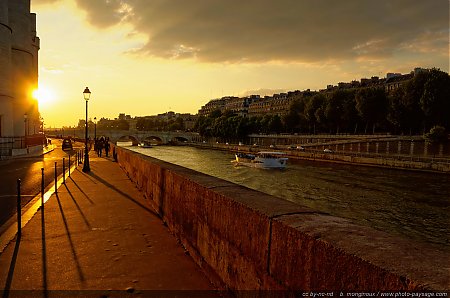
[0,154,218,297]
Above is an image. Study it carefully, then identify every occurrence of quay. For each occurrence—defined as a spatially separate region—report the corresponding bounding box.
[0,146,448,295]
[0,154,217,296]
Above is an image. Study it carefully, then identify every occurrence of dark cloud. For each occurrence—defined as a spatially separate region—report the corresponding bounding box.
[35,0,450,63]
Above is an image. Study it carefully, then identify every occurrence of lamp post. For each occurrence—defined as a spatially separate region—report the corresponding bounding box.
[94,117,97,139]
[23,113,27,137]
[40,116,44,134]
[82,87,91,173]
[23,114,27,148]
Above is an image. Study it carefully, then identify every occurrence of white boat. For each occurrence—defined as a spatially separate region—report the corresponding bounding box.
[138,141,152,148]
[234,151,288,169]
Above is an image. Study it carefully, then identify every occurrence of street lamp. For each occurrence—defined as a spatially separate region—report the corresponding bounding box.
[23,113,28,148]
[82,87,91,173]
[39,116,44,134]
[94,117,97,139]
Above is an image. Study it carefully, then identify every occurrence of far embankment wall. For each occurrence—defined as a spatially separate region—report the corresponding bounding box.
[112,145,449,292]
[193,143,450,173]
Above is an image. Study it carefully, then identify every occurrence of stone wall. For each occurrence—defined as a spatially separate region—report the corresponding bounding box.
[113,145,449,292]
[195,142,450,173]
[0,0,39,138]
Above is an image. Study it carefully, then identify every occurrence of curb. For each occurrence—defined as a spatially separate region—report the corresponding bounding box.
[0,163,77,253]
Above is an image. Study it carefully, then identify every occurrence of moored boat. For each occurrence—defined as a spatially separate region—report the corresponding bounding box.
[234,151,288,169]
[138,141,152,148]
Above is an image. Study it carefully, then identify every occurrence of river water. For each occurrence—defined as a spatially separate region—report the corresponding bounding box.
[129,145,450,249]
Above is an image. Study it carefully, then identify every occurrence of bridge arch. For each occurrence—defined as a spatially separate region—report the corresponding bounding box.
[117,135,140,146]
[143,136,163,146]
[171,136,189,144]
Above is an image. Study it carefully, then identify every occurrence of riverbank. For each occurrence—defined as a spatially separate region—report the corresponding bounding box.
[114,144,450,291]
[190,142,450,173]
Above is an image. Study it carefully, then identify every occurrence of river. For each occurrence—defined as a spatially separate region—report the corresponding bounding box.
[129,145,450,249]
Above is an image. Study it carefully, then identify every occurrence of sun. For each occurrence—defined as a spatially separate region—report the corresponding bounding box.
[32,86,55,107]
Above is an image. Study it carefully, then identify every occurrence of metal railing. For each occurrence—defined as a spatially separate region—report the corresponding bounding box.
[0,135,48,158]
[0,137,25,157]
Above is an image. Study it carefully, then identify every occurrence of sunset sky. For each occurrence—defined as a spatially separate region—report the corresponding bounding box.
[31,0,449,128]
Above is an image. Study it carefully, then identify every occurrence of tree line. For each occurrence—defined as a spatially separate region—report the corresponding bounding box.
[136,117,184,132]
[194,68,450,142]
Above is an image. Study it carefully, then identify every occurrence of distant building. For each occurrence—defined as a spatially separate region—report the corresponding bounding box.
[248,93,296,117]
[195,67,430,121]
[198,97,228,117]
[224,95,259,117]
[385,73,414,92]
[386,73,402,79]
[0,1,40,137]
[178,113,197,131]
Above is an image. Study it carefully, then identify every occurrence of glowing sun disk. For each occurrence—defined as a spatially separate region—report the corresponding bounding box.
[32,87,55,107]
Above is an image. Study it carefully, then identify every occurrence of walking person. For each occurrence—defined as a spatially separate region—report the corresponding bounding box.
[105,137,110,157]
[97,137,104,157]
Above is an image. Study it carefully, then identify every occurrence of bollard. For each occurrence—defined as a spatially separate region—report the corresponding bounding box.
[63,158,66,184]
[41,168,44,208]
[17,179,22,237]
[54,162,57,194]
[68,155,71,177]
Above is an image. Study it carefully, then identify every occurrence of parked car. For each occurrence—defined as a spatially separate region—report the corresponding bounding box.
[62,138,73,151]
[296,146,305,151]
[287,145,296,150]
[323,148,333,153]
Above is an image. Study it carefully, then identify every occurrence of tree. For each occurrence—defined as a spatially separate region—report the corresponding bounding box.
[340,90,359,133]
[420,68,450,130]
[283,98,307,133]
[424,125,448,144]
[268,115,283,134]
[355,87,388,134]
[325,90,349,134]
[235,116,249,140]
[304,94,326,134]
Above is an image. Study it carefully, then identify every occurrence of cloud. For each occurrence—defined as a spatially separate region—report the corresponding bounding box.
[41,67,64,74]
[35,0,450,64]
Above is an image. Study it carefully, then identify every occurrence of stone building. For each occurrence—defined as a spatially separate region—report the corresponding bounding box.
[224,95,258,117]
[198,97,228,117]
[0,0,40,138]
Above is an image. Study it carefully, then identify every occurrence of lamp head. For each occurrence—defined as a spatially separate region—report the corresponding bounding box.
[83,87,91,101]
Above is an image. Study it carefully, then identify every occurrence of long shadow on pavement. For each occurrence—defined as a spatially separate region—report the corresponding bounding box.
[2,237,20,298]
[67,176,94,205]
[41,203,48,298]
[63,184,92,230]
[87,172,160,218]
[55,194,85,284]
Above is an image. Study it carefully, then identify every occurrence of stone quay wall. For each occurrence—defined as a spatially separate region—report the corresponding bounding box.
[194,142,450,173]
[112,145,449,292]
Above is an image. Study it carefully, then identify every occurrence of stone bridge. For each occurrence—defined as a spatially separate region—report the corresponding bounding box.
[97,130,198,145]
[48,129,199,145]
